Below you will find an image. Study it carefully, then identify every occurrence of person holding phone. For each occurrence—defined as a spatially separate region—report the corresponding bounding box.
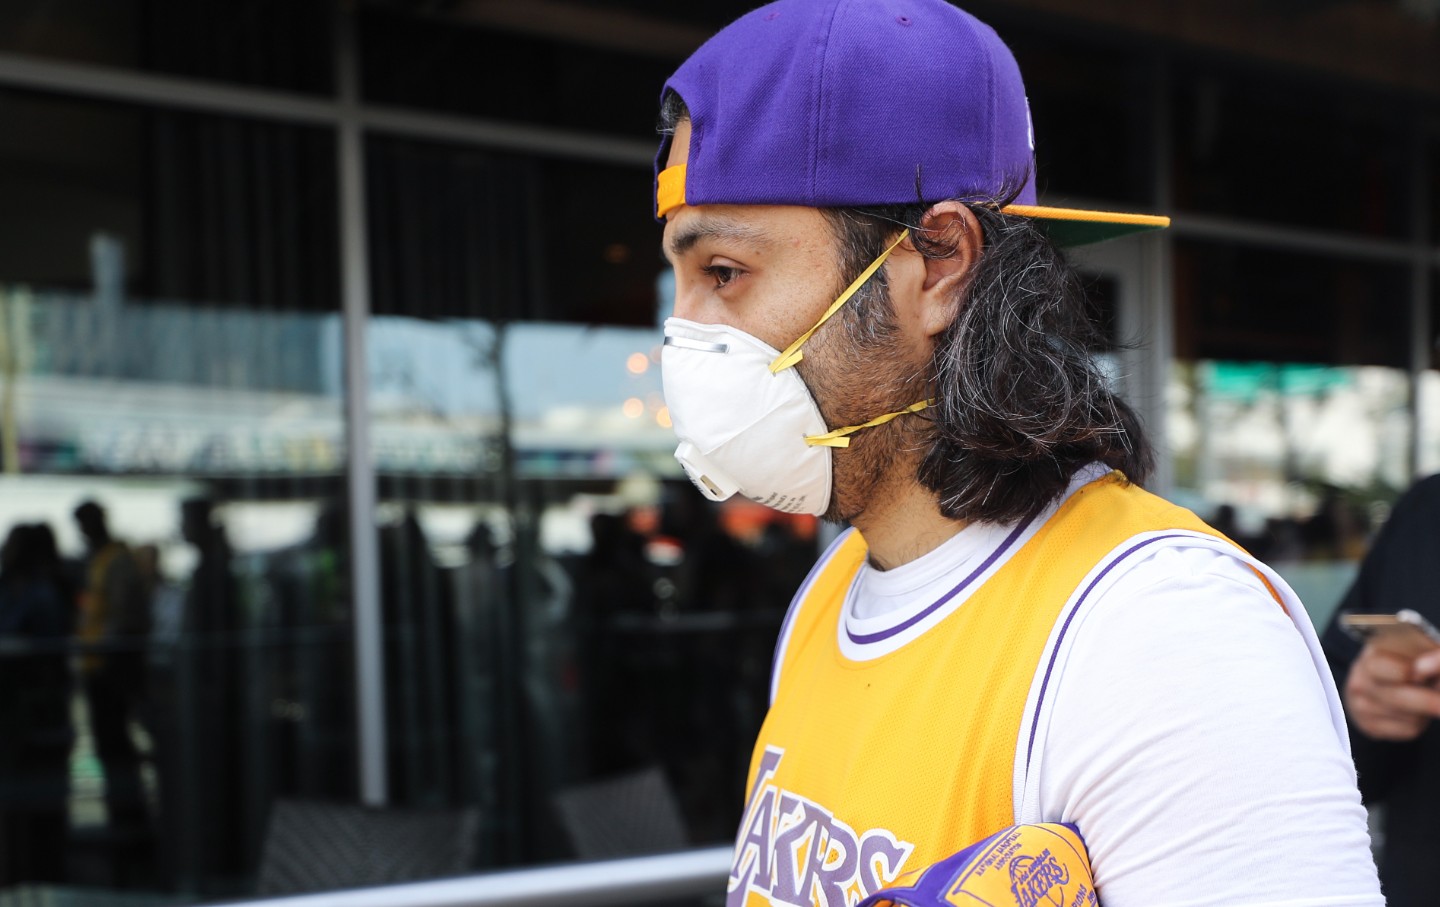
[1324,473,1440,907]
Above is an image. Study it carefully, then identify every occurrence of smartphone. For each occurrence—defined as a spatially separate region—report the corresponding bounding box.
[1340,610,1440,659]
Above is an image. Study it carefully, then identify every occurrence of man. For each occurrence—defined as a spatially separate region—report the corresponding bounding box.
[1322,474,1440,907]
[176,498,246,885]
[0,523,74,884]
[652,2,1382,905]
[74,500,152,837]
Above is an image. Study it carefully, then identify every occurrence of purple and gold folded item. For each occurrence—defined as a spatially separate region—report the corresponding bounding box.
[856,823,1097,907]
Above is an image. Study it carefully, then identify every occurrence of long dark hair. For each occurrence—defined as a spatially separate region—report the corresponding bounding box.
[825,201,1154,524]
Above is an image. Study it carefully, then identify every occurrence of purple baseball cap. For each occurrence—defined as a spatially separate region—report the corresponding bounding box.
[655,0,1167,246]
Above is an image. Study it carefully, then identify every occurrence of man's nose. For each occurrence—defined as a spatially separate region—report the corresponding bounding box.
[669,283,709,323]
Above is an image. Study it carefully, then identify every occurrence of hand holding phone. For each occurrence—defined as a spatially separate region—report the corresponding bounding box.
[1340,610,1440,741]
[1340,610,1440,660]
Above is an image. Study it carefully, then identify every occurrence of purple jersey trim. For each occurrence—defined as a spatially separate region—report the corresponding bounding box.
[844,514,1038,646]
[1023,533,1188,771]
[770,527,859,696]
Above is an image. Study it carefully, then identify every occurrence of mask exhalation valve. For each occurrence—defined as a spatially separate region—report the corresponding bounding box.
[674,441,742,502]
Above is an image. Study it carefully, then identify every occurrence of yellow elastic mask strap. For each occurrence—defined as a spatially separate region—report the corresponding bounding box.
[804,399,931,448]
[768,228,910,374]
[656,164,687,218]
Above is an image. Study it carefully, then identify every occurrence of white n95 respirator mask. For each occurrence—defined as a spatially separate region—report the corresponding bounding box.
[662,317,834,516]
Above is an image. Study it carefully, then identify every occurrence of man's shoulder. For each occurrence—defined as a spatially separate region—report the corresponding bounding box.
[1052,532,1285,655]
[1097,537,1273,602]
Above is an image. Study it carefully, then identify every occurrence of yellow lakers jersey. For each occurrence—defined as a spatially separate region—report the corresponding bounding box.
[726,472,1268,907]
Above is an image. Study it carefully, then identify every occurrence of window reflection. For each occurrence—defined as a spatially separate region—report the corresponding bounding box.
[1171,362,1410,514]
[1007,31,1152,205]
[1430,136,1440,244]
[1170,243,1413,628]
[0,0,335,95]
[365,134,820,869]
[1172,69,1409,238]
[1170,360,1411,626]
[0,88,349,900]
[364,317,818,864]
[358,6,682,141]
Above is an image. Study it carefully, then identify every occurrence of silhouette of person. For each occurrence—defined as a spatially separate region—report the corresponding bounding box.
[262,501,353,802]
[73,501,152,841]
[178,498,245,888]
[379,510,457,805]
[575,512,653,774]
[1302,486,1369,561]
[0,523,75,884]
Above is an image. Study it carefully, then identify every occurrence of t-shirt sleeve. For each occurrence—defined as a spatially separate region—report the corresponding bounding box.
[1037,544,1382,907]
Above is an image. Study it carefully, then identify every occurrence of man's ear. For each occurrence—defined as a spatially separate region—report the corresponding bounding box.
[914,202,983,337]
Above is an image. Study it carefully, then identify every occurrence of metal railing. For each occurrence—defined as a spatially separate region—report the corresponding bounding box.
[200,847,731,907]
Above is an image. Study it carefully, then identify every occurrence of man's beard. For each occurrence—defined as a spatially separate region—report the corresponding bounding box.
[797,298,932,525]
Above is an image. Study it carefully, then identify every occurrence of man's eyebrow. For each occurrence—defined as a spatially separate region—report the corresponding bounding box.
[665,217,773,261]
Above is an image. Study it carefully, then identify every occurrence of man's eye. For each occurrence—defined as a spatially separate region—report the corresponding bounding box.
[700,264,740,289]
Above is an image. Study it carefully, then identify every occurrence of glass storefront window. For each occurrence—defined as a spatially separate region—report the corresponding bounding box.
[0,88,349,901]
[1172,68,1410,238]
[0,1,335,96]
[1006,30,1152,205]
[1173,241,1410,368]
[1169,241,1413,627]
[1430,130,1440,244]
[363,135,817,870]
[358,6,682,141]
[0,0,335,95]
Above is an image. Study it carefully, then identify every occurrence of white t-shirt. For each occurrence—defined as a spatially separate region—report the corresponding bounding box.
[824,464,1382,907]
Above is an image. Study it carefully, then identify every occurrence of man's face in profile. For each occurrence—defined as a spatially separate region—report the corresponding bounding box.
[659,118,945,523]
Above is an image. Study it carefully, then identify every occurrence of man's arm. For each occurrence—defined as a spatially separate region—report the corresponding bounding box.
[1037,544,1381,906]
